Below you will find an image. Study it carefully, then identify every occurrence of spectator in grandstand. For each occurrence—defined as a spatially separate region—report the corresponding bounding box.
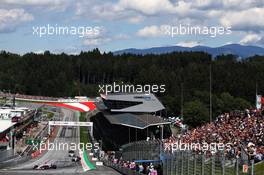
[255,150,264,163]
[138,164,144,173]
[129,161,136,170]
[247,142,256,160]
[142,163,150,174]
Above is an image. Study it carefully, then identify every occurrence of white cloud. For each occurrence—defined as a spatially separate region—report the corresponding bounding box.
[82,26,111,46]
[0,8,33,32]
[2,0,61,5]
[114,33,130,40]
[225,41,234,45]
[176,41,200,47]
[127,15,144,24]
[1,0,71,11]
[191,0,221,10]
[240,34,262,45]
[192,0,264,10]
[136,25,165,37]
[33,50,44,54]
[74,0,201,23]
[80,26,105,38]
[53,46,81,55]
[82,27,128,47]
[222,0,264,9]
[77,25,127,47]
[75,0,125,21]
[220,8,264,32]
[83,38,111,46]
[117,0,176,15]
[118,0,202,18]
[73,0,263,34]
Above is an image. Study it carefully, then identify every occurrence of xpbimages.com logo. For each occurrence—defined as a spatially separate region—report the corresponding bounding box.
[32,24,101,38]
[31,140,100,153]
[98,82,166,95]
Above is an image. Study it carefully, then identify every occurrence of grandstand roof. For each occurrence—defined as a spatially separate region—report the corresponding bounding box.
[0,120,16,133]
[101,93,165,113]
[105,113,170,129]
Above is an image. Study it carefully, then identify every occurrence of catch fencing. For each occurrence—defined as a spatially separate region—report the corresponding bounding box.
[120,141,258,175]
[162,151,256,175]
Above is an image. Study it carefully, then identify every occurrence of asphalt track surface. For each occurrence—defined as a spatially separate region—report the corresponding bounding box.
[0,108,120,175]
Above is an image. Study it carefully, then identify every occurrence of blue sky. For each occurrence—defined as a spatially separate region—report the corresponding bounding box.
[0,0,263,54]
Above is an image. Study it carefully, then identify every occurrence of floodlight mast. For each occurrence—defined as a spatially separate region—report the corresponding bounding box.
[209,63,212,123]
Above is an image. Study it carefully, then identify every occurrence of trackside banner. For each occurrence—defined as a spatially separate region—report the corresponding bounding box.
[256,95,264,109]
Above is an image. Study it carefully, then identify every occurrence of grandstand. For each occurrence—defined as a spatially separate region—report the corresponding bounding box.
[105,108,264,175]
[92,93,171,150]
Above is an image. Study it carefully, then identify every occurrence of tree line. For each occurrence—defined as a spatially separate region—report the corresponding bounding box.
[0,49,263,127]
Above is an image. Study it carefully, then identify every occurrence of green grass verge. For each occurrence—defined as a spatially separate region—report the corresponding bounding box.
[47,112,54,120]
[254,161,264,175]
[79,112,89,149]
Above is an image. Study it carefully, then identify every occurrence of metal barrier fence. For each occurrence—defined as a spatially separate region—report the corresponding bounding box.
[162,151,257,175]
[121,140,162,161]
[0,155,31,169]
[120,141,259,175]
[0,149,15,162]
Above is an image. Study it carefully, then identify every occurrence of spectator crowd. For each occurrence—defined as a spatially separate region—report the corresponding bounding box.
[164,109,264,162]
[103,151,162,175]
[105,108,263,175]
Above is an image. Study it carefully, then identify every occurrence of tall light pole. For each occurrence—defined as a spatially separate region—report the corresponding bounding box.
[181,83,184,120]
[256,81,258,96]
[209,64,212,123]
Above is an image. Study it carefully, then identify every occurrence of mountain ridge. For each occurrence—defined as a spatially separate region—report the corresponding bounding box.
[114,44,264,58]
